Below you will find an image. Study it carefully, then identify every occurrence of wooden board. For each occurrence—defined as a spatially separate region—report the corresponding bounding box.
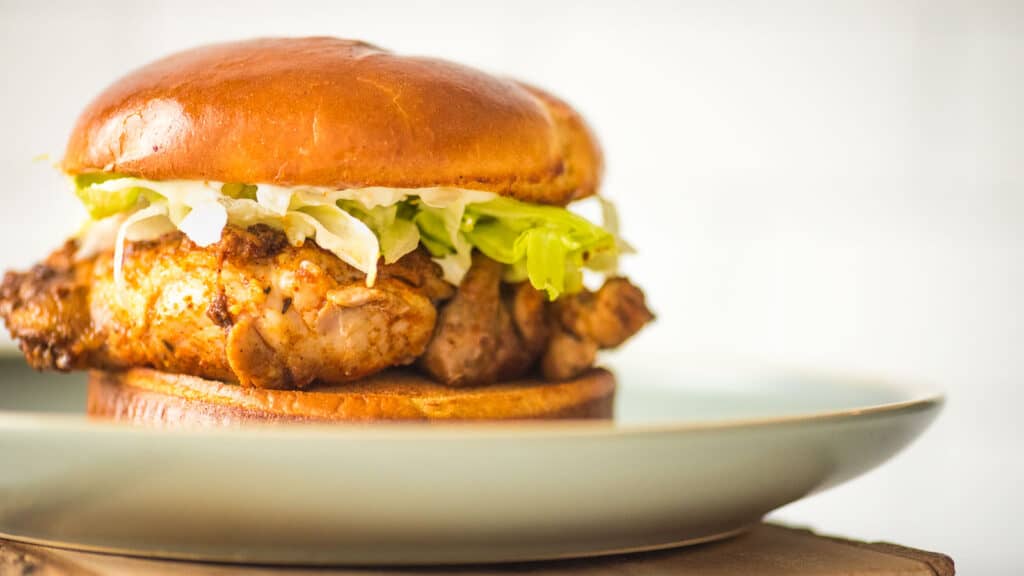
[0,523,954,575]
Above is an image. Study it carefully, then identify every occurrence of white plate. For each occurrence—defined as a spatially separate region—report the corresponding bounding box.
[0,357,941,565]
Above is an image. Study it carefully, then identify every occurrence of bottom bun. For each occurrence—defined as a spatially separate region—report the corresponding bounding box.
[87,368,615,425]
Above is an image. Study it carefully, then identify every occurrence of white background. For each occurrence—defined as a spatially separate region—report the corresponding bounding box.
[1,1,1020,572]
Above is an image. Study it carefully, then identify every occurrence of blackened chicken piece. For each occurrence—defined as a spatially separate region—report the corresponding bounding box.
[420,255,652,385]
[552,277,654,348]
[418,254,549,386]
[540,278,653,381]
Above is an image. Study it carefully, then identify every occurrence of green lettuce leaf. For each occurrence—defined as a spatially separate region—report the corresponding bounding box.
[412,207,454,257]
[73,173,145,219]
[461,197,617,299]
[338,200,421,264]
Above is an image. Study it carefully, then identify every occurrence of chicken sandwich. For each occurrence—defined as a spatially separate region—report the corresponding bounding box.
[1,37,652,424]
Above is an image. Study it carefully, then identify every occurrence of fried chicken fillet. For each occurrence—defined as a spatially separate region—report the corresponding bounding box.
[1,226,651,390]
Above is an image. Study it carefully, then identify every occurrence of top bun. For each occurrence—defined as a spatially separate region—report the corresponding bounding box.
[62,37,602,206]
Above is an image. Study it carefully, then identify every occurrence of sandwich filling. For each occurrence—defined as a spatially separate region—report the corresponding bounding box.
[0,175,652,390]
[73,174,625,300]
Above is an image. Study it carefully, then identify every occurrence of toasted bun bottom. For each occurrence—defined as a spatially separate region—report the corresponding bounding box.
[86,368,615,425]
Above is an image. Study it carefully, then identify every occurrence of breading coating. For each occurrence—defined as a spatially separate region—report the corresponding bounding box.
[1,225,451,389]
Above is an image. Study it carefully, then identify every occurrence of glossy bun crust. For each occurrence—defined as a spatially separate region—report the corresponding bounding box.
[87,368,615,425]
[63,37,602,206]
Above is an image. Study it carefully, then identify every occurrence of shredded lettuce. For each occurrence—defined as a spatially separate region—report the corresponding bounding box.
[73,173,144,219]
[337,200,420,265]
[464,198,617,298]
[398,195,619,297]
[285,206,380,285]
[72,175,626,298]
[112,203,170,286]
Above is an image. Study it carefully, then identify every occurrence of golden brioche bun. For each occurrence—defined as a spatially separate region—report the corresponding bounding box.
[63,37,602,206]
[86,368,615,425]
